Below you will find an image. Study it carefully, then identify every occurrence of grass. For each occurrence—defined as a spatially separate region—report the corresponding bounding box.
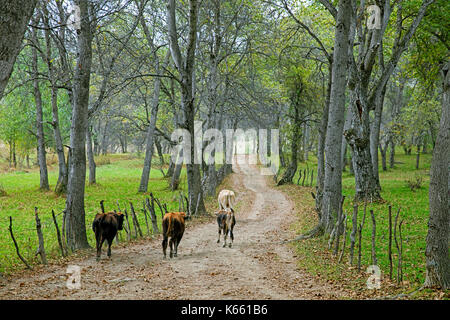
[0,153,195,275]
[276,148,448,298]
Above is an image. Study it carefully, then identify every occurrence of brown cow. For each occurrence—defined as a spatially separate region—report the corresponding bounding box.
[218,189,235,211]
[92,211,124,261]
[216,208,236,248]
[162,212,189,258]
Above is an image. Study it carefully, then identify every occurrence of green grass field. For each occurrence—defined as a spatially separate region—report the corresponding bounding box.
[279,148,436,295]
[0,154,192,275]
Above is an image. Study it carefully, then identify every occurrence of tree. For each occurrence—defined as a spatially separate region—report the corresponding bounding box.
[138,0,170,193]
[424,61,449,289]
[64,0,93,251]
[31,11,50,190]
[167,0,206,214]
[0,0,38,99]
[320,0,352,235]
[344,0,435,201]
[277,68,311,185]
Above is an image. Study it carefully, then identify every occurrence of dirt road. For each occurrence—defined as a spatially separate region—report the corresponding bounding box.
[0,156,348,300]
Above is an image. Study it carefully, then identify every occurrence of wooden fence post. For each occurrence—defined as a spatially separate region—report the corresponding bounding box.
[142,200,151,236]
[147,196,159,234]
[8,216,32,269]
[398,220,404,283]
[154,196,165,220]
[129,202,143,238]
[117,201,131,241]
[394,207,403,284]
[357,201,368,273]
[349,204,358,265]
[52,210,66,257]
[333,196,346,255]
[370,209,377,266]
[388,205,393,280]
[34,207,47,265]
[62,210,68,254]
[124,209,132,241]
[338,213,348,263]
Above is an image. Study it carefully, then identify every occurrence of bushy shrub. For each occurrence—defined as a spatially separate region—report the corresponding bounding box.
[406,175,423,192]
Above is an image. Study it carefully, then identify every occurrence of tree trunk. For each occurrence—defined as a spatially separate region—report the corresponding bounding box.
[303,123,309,161]
[321,0,352,234]
[0,0,38,99]
[415,143,421,169]
[86,124,96,184]
[389,139,395,168]
[43,5,68,195]
[155,138,165,166]
[344,0,433,202]
[379,141,388,171]
[64,0,92,251]
[31,17,49,191]
[316,63,332,217]
[345,89,381,202]
[12,141,16,168]
[341,103,352,172]
[138,14,168,193]
[138,72,162,193]
[424,62,449,290]
[167,0,205,214]
[171,148,183,190]
[370,83,387,190]
[278,102,300,186]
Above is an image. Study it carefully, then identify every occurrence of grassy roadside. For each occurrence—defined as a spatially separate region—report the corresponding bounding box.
[0,153,227,275]
[274,150,449,300]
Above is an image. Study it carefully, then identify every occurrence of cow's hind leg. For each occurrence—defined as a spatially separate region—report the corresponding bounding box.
[229,227,234,248]
[96,236,105,261]
[162,236,168,259]
[174,234,182,257]
[106,236,114,258]
[169,238,174,258]
[223,226,228,248]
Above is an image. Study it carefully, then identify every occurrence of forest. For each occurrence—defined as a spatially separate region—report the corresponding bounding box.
[0,0,448,300]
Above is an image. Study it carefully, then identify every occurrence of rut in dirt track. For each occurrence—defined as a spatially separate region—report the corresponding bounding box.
[0,156,347,300]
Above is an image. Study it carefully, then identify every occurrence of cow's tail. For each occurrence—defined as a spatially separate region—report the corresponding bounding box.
[227,194,234,210]
[164,214,172,238]
[92,214,105,233]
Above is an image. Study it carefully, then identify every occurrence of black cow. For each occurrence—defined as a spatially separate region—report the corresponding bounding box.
[92,211,124,261]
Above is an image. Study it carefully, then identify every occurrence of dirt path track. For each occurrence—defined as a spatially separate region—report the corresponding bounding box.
[0,156,347,300]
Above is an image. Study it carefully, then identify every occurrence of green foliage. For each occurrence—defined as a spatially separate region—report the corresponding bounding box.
[0,85,36,160]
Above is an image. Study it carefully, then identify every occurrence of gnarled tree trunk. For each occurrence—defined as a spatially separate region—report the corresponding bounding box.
[0,0,38,99]
[64,0,93,251]
[424,62,449,290]
[31,15,49,191]
[320,0,352,234]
